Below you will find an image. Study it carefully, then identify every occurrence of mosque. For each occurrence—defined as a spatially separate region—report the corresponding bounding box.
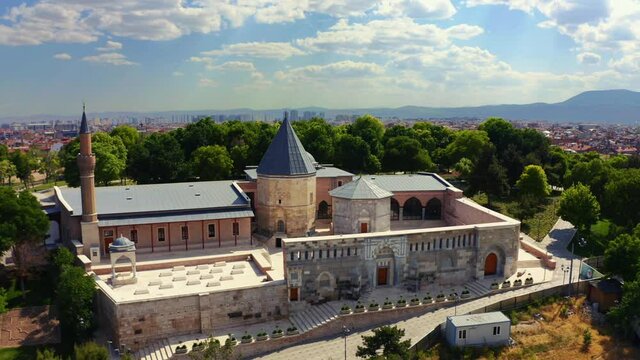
[54,108,521,350]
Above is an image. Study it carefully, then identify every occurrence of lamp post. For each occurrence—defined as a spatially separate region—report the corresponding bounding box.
[343,325,350,360]
[561,264,570,286]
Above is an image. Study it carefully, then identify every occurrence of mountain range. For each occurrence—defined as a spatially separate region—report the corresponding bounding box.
[2,89,640,124]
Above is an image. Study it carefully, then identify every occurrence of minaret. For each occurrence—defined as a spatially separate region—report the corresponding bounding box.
[77,104,97,223]
[77,105,100,260]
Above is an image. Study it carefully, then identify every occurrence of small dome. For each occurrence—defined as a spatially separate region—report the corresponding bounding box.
[306,151,317,164]
[109,235,135,252]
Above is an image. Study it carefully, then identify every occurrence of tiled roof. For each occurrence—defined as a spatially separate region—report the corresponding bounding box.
[329,177,393,200]
[361,173,451,192]
[257,112,316,176]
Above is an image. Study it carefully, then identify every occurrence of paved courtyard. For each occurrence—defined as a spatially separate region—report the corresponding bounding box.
[0,306,60,348]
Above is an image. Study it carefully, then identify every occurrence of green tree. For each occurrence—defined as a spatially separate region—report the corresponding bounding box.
[36,348,60,360]
[181,118,226,157]
[557,183,600,233]
[565,158,610,201]
[350,115,385,159]
[0,288,7,314]
[0,188,49,293]
[0,159,17,185]
[335,134,379,173]
[444,130,491,166]
[604,234,640,282]
[57,266,97,340]
[74,342,109,360]
[110,125,141,153]
[602,169,640,228]
[189,337,238,360]
[191,145,233,180]
[129,132,186,184]
[0,144,8,160]
[515,165,551,199]
[478,117,518,155]
[10,150,37,188]
[382,136,433,172]
[454,157,473,180]
[60,133,127,187]
[356,325,411,359]
[52,247,75,270]
[543,146,569,187]
[468,148,509,206]
[293,118,336,164]
[39,150,61,183]
[608,278,640,338]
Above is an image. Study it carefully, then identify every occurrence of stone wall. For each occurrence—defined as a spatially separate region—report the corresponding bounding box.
[332,197,390,234]
[256,175,316,237]
[97,281,289,350]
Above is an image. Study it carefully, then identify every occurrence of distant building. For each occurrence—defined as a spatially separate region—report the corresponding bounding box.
[290,110,299,121]
[445,312,511,347]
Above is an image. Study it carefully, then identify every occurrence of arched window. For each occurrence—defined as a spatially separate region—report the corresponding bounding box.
[403,197,422,220]
[390,198,400,221]
[277,220,285,233]
[425,198,442,220]
[318,201,330,219]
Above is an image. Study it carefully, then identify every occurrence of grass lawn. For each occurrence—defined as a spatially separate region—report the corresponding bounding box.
[418,296,639,360]
[470,193,560,241]
[0,346,41,360]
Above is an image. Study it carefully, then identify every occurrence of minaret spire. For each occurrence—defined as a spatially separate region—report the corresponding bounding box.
[77,104,97,223]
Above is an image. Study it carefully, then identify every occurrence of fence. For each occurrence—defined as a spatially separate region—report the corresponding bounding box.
[412,281,590,352]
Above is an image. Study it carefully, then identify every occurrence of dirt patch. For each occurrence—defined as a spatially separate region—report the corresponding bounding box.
[0,306,60,348]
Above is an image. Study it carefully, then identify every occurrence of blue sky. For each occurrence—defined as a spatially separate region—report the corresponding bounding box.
[1,0,639,116]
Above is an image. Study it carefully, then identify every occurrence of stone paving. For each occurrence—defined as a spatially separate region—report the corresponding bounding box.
[0,306,60,348]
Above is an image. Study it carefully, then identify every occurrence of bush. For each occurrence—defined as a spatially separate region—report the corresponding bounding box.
[36,348,60,360]
[582,329,592,351]
[74,342,109,360]
[52,247,75,270]
[0,287,7,314]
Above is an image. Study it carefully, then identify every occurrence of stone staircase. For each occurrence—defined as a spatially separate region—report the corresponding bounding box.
[289,303,338,333]
[464,280,491,297]
[134,338,174,360]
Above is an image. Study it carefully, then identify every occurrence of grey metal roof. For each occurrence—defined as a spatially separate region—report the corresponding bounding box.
[58,181,250,217]
[330,177,393,200]
[244,166,352,180]
[257,112,316,176]
[448,312,510,327]
[361,173,450,192]
[98,209,254,227]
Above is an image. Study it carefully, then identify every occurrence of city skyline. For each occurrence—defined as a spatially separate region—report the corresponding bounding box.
[1,1,640,116]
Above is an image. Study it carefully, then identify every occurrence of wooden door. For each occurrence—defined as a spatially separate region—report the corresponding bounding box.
[104,237,113,254]
[289,288,299,301]
[377,267,388,286]
[484,253,497,275]
[360,222,368,233]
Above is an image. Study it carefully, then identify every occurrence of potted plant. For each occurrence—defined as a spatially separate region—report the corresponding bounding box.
[525,277,534,285]
[447,292,458,301]
[368,302,379,311]
[490,281,499,290]
[460,288,471,299]
[340,304,352,315]
[436,293,446,302]
[382,298,394,309]
[396,297,407,307]
[227,335,237,346]
[423,294,433,304]
[354,302,366,313]
[410,297,421,306]
[256,331,269,341]
[240,332,253,344]
[175,345,188,354]
[272,327,284,338]
[502,280,511,288]
[514,279,522,287]
[191,341,205,352]
[286,326,299,335]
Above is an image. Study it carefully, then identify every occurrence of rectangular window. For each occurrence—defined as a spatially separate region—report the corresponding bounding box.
[310,192,313,203]
[427,242,431,251]
[334,248,337,258]
[327,249,330,258]
[446,238,449,248]
[181,226,189,241]
[347,248,351,256]
[341,248,344,257]
[233,222,239,236]
[458,236,461,247]
[290,252,294,261]
[439,238,443,249]
[410,243,413,252]
[354,248,357,256]
[493,326,501,335]
[305,251,309,260]
[208,224,216,238]
[157,228,165,242]
[421,242,425,251]
[104,230,114,237]
[130,229,138,243]
[459,329,467,339]
[319,249,323,259]
[463,235,466,247]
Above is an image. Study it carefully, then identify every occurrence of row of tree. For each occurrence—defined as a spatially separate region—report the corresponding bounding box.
[0,144,61,187]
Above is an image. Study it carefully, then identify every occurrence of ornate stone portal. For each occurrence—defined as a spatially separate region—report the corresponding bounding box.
[364,236,407,287]
[109,235,138,286]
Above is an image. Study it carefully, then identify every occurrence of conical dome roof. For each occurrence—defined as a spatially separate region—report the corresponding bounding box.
[329,177,393,200]
[257,112,316,176]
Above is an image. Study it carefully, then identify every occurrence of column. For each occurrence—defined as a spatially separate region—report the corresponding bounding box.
[399,207,404,221]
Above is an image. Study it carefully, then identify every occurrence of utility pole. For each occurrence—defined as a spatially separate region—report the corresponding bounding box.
[343,325,350,360]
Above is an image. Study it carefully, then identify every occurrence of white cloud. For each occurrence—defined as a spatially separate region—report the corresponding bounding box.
[577,52,601,65]
[97,40,122,52]
[198,78,217,87]
[275,60,384,82]
[53,53,72,60]
[609,54,640,73]
[296,18,484,56]
[376,0,457,19]
[201,42,306,60]
[82,52,137,66]
[210,61,257,72]
[172,71,184,76]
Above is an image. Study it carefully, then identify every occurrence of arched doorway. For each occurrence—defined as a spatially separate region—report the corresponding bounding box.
[317,201,330,219]
[390,198,400,221]
[484,253,498,275]
[403,197,422,220]
[375,247,395,286]
[425,198,442,220]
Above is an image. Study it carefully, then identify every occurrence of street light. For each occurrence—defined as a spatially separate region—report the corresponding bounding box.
[343,325,350,360]
[561,264,570,285]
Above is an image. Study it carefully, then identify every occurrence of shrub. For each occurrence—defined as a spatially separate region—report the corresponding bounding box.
[36,348,60,360]
[75,342,109,360]
[582,329,592,351]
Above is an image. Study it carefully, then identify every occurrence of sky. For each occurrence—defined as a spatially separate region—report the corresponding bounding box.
[1,0,640,116]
